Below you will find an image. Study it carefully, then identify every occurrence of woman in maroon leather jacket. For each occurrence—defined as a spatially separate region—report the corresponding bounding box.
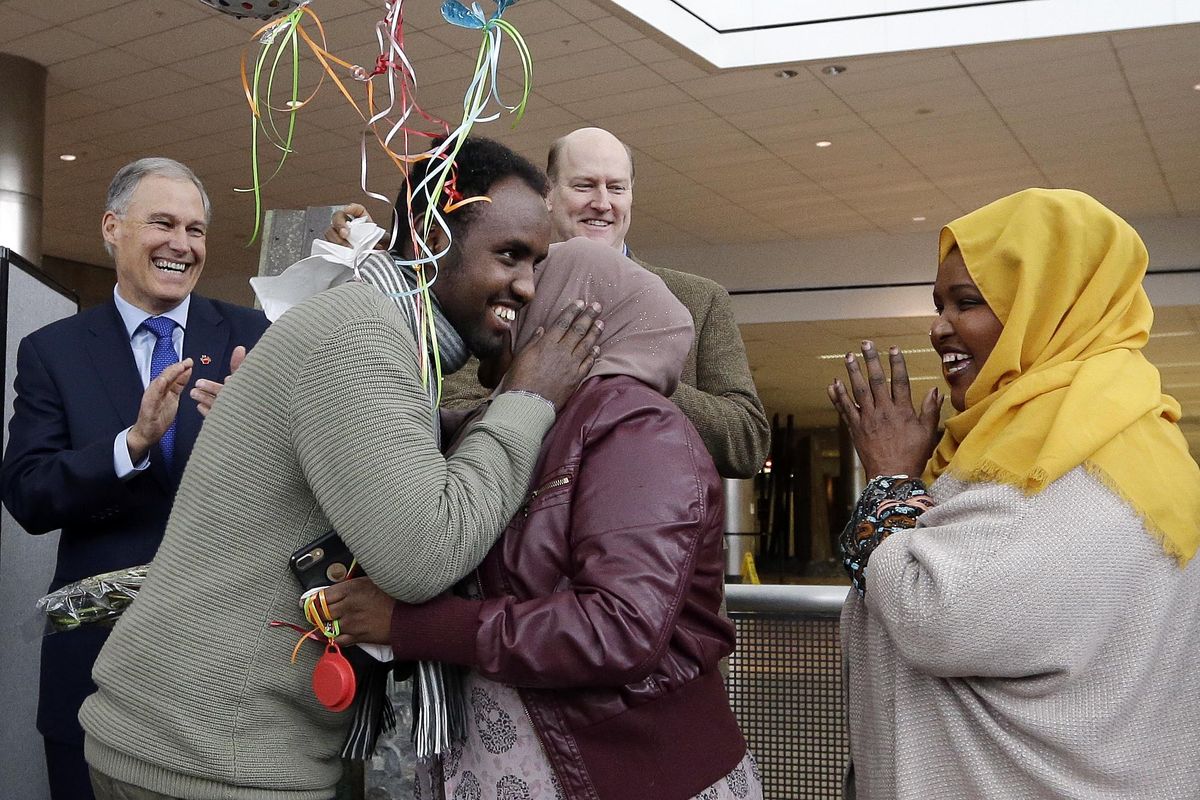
[327,238,761,800]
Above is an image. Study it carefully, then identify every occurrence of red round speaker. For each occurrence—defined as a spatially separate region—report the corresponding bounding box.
[312,646,356,712]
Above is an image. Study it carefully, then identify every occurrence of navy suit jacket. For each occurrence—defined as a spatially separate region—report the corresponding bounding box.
[1,293,269,741]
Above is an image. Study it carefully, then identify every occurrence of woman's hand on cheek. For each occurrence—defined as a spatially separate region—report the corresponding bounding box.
[827,340,943,479]
[322,577,396,647]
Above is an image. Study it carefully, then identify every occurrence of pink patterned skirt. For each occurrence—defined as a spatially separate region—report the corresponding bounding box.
[437,671,763,800]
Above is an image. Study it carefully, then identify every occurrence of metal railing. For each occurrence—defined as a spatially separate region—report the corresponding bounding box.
[725,583,850,800]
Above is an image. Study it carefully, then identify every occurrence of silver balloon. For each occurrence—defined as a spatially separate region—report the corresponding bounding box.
[197,0,304,21]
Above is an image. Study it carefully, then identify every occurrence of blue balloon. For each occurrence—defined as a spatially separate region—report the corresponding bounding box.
[441,0,485,29]
[441,0,520,28]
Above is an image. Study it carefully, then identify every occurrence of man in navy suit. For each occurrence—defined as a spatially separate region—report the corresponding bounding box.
[1,157,269,800]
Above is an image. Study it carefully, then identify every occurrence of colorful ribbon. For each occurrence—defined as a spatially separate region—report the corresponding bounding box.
[238,0,531,408]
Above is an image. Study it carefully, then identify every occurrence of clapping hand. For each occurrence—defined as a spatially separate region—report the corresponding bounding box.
[127,359,193,463]
[827,340,942,479]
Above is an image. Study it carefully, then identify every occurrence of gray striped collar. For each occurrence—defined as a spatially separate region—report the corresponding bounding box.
[355,252,470,378]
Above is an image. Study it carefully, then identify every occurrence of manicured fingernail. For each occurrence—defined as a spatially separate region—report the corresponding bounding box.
[591,301,601,311]
[845,353,854,362]
[575,299,585,308]
[889,346,899,355]
[595,320,604,330]
[861,340,872,350]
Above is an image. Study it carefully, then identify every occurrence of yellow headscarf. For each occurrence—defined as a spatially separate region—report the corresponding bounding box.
[923,188,1200,563]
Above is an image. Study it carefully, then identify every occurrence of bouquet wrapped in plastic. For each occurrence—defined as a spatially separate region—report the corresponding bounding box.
[36,565,149,633]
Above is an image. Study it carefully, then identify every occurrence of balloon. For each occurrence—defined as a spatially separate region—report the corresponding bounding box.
[198,0,304,21]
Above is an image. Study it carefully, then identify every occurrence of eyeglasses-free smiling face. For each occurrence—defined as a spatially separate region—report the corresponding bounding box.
[431,176,552,360]
[930,247,1004,412]
[103,174,208,316]
[547,129,633,251]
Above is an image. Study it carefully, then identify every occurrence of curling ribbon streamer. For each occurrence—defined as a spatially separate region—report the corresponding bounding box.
[239,0,531,408]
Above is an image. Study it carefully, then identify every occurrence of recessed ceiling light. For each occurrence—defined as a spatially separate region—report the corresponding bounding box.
[822,65,847,76]
[59,153,77,162]
[912,216,926,222]
[774,69,799,79]
[815,140,832,148]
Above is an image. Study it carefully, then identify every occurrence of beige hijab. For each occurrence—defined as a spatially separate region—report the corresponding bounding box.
[514,238,694,396]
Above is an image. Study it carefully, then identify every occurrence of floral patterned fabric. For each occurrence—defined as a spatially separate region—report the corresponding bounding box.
[839,475,936,596]
[440,672,762,800]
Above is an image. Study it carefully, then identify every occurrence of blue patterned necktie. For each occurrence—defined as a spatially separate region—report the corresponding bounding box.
[140,316,180,467]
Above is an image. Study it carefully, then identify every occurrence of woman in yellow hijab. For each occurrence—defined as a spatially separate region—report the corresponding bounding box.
[828,188,1200,799]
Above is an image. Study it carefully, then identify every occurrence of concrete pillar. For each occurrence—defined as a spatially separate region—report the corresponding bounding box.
[256,204,341,279]
[0,54,47,266]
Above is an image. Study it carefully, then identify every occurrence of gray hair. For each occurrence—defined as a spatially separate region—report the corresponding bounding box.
[107,155,210,218]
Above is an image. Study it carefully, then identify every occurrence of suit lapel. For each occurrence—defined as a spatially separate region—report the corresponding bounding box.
[176,295,229,478]
[86,301,176,492]
[86,301,144,432]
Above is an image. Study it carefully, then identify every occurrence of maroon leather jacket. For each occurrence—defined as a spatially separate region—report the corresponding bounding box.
[391,375,746,799]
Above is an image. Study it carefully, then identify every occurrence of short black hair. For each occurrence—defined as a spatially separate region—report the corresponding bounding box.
[391,136,548,258]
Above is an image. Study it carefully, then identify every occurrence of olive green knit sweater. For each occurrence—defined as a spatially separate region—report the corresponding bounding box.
[80,282,555,799]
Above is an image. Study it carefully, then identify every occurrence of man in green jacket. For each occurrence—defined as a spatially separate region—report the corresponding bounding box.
[80,137,603,800]
[533,126,769,479]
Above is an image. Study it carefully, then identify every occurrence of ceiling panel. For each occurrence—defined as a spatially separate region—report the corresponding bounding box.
[0,5,50,41]
[2,25,107,63]
[60,0,211,47]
